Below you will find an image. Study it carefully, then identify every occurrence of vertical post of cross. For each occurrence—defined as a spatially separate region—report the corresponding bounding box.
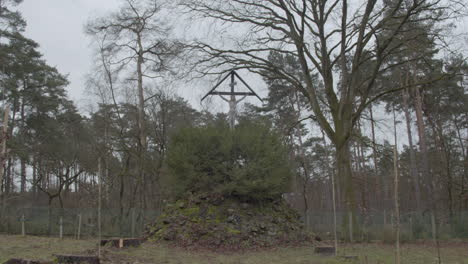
[77,214,81,240]
[228,72,237,129]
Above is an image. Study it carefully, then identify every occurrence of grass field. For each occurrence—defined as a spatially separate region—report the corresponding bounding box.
[0,235,467,264]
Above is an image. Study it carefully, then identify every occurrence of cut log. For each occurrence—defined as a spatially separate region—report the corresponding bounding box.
[3,259,52,264]
[314,246,336,255]
[53,255,99,264]
[100,238,145,248]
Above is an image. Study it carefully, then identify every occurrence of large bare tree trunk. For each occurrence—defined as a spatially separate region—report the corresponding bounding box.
[336,139,355,242]
[321,130,338,255]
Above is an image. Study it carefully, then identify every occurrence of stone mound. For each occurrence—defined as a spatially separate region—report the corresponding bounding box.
[145,193,313,249]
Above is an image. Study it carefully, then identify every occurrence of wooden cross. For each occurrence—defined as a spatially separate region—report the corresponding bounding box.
[201,70,262,128]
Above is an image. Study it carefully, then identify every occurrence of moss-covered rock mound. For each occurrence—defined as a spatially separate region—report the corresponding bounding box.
[145,193,313,249]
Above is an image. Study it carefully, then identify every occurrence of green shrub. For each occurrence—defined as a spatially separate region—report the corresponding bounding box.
[165,121,293,201]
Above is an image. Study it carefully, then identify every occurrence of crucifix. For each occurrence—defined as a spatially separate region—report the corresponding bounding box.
[201,70,262,129]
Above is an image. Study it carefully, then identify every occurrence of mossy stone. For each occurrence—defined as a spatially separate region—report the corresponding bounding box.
[145,193,313,249]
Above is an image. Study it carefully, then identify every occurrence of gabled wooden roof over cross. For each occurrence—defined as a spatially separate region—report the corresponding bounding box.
[201,70,263,128]
[201,70,262,101]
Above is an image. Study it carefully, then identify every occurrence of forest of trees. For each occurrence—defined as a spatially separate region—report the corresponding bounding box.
[0,0,467,242]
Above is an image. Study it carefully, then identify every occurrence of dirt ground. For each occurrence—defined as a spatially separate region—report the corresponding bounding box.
[0,235,467,264]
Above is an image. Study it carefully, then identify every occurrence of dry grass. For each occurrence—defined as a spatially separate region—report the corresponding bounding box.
[1,235,467,264]
[0,235,95,262]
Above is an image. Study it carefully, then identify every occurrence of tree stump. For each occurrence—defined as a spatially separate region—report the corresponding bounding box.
[314,246,336,255]
[53,255,99,264]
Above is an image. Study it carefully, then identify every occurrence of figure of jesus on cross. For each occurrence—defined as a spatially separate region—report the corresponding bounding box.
[201,70,262,129]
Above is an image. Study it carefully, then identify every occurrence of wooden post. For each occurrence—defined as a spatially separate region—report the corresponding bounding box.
[59,217,63,239]
[409,215,413,241]
[21,214,25,236]
[383,209,387,241]
[349,212,353,243]
[131,208,136,238]
[77,214,81,240]
[431,212,437,244]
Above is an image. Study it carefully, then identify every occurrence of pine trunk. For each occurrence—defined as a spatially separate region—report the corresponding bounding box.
[369,105,382,207]
[393,107,401,264]
[402,87,421,210]
[20,159,26,193]
[413,82,440,263]
[414,86,431,209]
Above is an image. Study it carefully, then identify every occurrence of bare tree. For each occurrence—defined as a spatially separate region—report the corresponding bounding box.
[86,0,184,210]
[401,85,421,210]
[33,158,85,235]
[86,0,183,152]
[180,0,458,224]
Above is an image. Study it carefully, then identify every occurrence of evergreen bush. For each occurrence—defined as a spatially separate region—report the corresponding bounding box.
[165,121,293,201]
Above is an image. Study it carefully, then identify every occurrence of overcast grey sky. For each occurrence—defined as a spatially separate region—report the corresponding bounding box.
[18,0,467,116]
[19,0,120,106]
[18,0,265,113]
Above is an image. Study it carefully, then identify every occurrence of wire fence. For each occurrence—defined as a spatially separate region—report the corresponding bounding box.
[1,207,467,241]
[0,207,160,238]
[303,210,468,241]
